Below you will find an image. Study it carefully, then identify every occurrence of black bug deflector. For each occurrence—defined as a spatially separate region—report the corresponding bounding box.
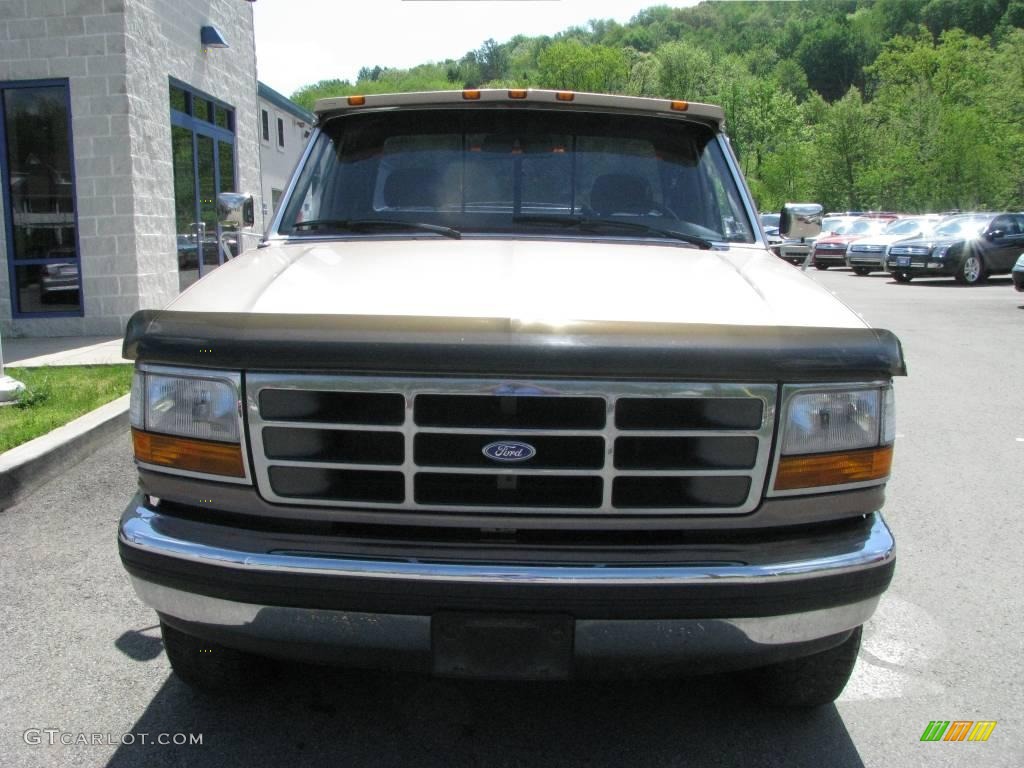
[123,310,907,382]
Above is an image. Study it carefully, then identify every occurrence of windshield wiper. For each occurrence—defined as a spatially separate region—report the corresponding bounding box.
[291,218,461,239]
[512,215,713,250]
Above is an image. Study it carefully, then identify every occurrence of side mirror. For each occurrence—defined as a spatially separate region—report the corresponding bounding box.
[986,229,1003,241]
[218,192,255,229]
[779,203,823,241]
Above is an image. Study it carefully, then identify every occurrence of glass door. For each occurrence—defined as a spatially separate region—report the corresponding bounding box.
[197,134,219,278]
[169,82,235,292]
[172,126,199,291]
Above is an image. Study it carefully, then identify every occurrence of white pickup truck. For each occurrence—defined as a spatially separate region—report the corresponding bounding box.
[119,90,904,706]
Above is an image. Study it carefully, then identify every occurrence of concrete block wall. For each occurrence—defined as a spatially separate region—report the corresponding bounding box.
[0,0,133,336]
[0,0,259,337]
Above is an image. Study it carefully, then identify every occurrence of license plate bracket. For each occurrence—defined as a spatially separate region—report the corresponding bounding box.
[432,612,573,680]
[897,256,911,267]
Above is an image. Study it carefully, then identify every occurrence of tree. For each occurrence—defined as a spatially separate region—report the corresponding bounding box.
[655,41,714,101]
[796,19,866,100]
[475,39,509,83]
[811,87,874,210]
[921,0,1008,38]
[623,48,660,97]
[537,40,628,93]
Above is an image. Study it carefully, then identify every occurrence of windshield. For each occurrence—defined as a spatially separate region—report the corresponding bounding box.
[934,217,989,238]
[846,219,888,236]
[279,108,755,244]
[885,218,922,235]
[822,217,855,234]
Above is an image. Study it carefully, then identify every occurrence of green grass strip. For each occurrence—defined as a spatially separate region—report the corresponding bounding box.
[0,365,133,453]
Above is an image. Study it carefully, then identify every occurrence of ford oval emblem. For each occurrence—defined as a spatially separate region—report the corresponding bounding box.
[482,441,537,463]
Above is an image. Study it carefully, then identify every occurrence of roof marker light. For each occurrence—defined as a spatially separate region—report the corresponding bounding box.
[508,89,528,99]
[463,89,481,100]
[347,95,365,106]
[555,91,575,102]
[671,100,689,111]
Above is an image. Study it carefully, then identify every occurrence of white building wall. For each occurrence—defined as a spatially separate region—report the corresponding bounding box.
[257,96,310,230]
[0,0,260,337]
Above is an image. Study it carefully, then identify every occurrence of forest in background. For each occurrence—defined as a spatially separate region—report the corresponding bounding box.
[290,0,1024,214]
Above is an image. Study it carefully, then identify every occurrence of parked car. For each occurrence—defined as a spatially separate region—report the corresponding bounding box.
[812,218,892,270]
[1012,253,1024,291]
[886,212,1024,284]
[845,215,943,275]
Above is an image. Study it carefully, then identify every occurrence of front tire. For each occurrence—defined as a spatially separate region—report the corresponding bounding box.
[748,626,862,708]
[893,271,912,283]
[852,267,872,276]
[161,621,261,693]
[954,254,987,285]
[814,262,829,270]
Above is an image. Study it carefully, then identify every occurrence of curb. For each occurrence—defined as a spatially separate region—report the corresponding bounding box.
[0,394,130,512]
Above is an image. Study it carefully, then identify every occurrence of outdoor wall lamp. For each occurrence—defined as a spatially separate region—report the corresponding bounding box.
[200,26,229,50]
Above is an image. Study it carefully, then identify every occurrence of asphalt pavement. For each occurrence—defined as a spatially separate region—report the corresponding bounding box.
[0,269,1021,768]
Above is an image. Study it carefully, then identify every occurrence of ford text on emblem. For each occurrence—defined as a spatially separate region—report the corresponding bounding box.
[482,441,537,463]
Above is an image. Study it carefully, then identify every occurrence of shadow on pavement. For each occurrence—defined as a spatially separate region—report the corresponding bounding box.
[114,627,164,662]
[885,276,1013,288]
[105,663,865,768]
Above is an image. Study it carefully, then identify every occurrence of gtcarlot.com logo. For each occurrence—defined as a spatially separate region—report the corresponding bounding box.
[920,721,997,742]
[24,729,203,747]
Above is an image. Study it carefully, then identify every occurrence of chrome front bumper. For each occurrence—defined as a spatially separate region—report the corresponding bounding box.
[119,501,895,676]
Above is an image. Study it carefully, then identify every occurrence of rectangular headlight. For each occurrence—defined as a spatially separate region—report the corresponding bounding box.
[130,367,247,481]
[773,385,894,493]
[145,373,240,442]
[782,389,882,455]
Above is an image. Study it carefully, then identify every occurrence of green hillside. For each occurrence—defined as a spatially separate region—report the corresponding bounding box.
[291,1,1024,213]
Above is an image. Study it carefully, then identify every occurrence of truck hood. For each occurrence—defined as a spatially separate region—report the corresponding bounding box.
[169,238,866,329]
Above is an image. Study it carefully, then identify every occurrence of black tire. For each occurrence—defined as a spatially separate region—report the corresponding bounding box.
[814,262,829,270]
[893,271,912,283]
[852,267,872,276]
[748,626,862,708]
[954,253,987,285]
[161,621,261,693]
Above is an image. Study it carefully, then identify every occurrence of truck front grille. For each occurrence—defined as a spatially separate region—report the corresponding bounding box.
[246,376,777,516]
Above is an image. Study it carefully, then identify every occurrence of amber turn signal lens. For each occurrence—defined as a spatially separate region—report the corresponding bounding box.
[508,89,528,99]
[774,445,893,491]
[132,428,245,478]
[347,95,366,106]
[670,100,689,111]
[555,91,575,102]
[462,89,481,100]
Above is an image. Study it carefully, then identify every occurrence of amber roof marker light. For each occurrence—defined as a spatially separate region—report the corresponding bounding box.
[555,91,575,102]
[508,89,528,99]
[671,100,690,112]
[462,89,482,101]
[347,95,366,106]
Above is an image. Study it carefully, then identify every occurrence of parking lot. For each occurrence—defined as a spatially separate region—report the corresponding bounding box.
[0,267,1021,768]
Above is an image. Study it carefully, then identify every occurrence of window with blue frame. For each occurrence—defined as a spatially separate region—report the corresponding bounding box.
[1,80,82,317]
[169,80,236,292]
